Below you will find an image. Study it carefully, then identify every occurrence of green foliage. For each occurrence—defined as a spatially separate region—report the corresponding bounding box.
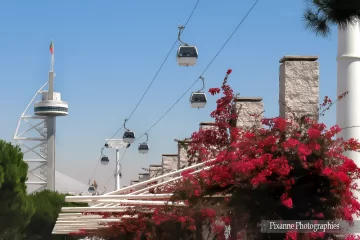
[24,190,88,240]
[303,0,360,36]
[0,139,35,239]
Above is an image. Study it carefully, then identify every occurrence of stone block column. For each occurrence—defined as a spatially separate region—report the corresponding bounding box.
[199,122,217,131]
[232,97,264,128]
[279,56,319,119]
[139,173,150,182]
[175,138,192,169]
[161,154,178,173]
[149,164,162,178]
[161,154,179,181]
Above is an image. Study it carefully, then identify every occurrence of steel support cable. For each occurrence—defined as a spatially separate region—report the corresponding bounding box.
[107,0,201,141]
[98,0,201,186]
[135,0,261,141]
[114,0,260,183]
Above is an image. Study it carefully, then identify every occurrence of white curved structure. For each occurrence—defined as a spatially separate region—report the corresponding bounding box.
[13,43,68,193]
[34,91,68,116]
[336,19,360,225]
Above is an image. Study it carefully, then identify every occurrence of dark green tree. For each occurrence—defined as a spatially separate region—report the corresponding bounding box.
[0,139,35,239]
[303,0,360,36]
[24,190,88,240]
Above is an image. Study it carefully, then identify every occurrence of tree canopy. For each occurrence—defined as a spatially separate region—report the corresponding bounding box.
[24,190,88,240]
[0,140,35,239]
[303,0,360,36]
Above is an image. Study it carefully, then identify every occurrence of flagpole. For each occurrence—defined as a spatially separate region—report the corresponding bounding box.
[46,39,56,191]
[50,39,54,72]
[48,40,54,101]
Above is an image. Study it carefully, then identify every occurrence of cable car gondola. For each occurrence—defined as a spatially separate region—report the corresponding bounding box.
[100,147,109,165]
[88,185,96,194]
[176,25,198,67]
[122,119,135,143]
[190,76,207,108]
[138,133,149,154]
[177,46,198,66]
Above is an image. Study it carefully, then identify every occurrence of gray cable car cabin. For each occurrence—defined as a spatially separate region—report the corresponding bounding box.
[101,156,109,165]
[123,131,135,143]
[138,143,149,154]
[177,46,198,66]
[190,92,207,108]
[88,185,96,194]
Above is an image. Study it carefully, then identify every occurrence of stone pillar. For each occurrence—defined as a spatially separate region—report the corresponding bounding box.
[279,56,319,119]
[161,154,178,182]
[139,173,150,182]
[232,97,264,128]
[130,180,139,185]
[199,122,217,131]
[161,154,178,174]
[149,164,162,178]
[175,138,192,169]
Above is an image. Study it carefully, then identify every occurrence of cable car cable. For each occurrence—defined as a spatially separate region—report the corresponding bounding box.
[135,0,260,141]
[106,0,200,141]
[88,159,100,182]
[106,0,260,180]
[104,170,116,188]
[85,1,201,185]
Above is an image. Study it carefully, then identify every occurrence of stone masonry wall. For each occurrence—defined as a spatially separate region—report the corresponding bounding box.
[161,154,178,174]
[161,154,178,182]
[279,56,319,119]
[149,165,162,178]
[139,173,150,182]
[199,122,217,131]
[232,97,264,128]
[176,139,191,169]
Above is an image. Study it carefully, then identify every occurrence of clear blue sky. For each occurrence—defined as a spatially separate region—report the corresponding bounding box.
[0,0,338,192]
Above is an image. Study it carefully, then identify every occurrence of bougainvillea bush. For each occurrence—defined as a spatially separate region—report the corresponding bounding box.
[76,69,360,240]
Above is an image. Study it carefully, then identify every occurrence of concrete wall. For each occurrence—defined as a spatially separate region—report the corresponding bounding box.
[279,56,319,119]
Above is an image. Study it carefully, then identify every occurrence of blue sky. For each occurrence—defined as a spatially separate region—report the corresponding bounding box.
[0,0,338,192]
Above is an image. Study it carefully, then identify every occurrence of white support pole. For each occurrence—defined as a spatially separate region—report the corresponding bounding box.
[115,149,120,190]
[61,207,155,213]
[336,19,360,228]
[57,219,122,223]
[66,193,173,202]
[66,200,185,207]
[46,49,56,191]
[105,158,214,195]
[46,116,56,191]
[58,215,138,220]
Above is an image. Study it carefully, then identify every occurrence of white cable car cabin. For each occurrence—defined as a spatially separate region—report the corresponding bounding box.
[138,143,149,154]
[190,92,207,108]
[123,131,135,143]
[177,46,198,66]
[101,156,109,165]
[88,185,96,194]
[138,133,149,154]
[190,76,207,108]
[123,119,135,143]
